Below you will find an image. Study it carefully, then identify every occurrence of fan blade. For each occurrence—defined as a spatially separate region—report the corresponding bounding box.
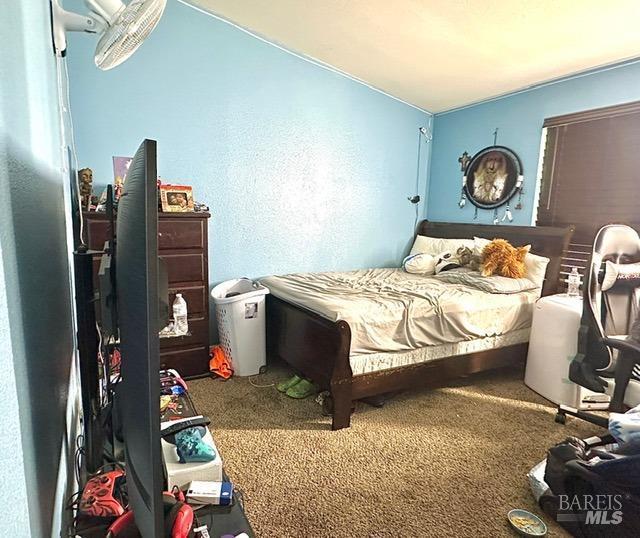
[94,0,166,70]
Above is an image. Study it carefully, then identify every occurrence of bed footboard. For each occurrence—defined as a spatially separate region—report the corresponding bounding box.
[266,295,354,429]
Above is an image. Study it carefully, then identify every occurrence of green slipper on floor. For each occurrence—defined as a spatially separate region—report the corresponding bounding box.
[285,378,318,399]
[276,374,304,393]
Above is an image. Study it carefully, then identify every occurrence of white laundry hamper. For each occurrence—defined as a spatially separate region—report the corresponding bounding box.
[211,278,270,377]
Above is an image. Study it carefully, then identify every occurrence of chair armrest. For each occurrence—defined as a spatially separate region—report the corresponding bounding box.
[602,337,640,357]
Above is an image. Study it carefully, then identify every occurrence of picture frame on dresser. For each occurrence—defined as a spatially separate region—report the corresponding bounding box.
[83,211,211,378]
[159,184,195,213]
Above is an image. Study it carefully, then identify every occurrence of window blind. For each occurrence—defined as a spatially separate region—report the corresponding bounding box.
[537,100,640,285]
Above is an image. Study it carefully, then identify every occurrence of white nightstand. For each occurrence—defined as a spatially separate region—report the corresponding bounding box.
[525,294,610,410]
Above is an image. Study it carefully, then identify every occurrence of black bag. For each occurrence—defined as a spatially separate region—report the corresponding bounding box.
[541,436,640,537]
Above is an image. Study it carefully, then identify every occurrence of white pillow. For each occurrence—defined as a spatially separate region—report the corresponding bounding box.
[473,236,549,288]
[525,252,550,289]
[410,236,474,257]
[601,261,640,291]
[402,253,436,275]
[473,236,490,256]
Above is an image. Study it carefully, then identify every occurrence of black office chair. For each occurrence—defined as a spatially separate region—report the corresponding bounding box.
[557,224,640,428]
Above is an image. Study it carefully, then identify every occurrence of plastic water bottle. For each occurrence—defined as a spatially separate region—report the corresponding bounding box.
[567,267,581,297]
[173,293,189,335]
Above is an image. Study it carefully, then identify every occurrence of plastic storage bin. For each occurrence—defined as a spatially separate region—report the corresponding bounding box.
[211,278,270,377]
[525,294,609,410]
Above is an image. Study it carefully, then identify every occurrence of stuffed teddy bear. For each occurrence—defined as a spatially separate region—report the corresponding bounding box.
[481,239,530,278]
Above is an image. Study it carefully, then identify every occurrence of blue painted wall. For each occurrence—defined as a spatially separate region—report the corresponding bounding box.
[0,1,76,536]
[427,61,640,226]
[66,0,432,298]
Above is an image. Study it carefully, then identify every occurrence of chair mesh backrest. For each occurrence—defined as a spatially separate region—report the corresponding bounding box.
[581,224,640,371]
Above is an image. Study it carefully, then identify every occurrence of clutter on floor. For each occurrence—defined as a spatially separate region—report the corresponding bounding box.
[73,368,254,538]
[209,345,234,379]
[188,364,597,537]
[527,403,640,537]
[609,403,640,444]
[276,373,304,393]
[506,509,547,537]
[276,374,318,399]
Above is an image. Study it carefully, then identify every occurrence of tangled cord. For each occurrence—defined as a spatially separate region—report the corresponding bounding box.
[248,367,274,388]
[74,434,84,484]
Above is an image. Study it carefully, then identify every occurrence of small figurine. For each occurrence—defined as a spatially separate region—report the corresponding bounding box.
[114,174,124,202]
[78,167,93,211]
[112,156,132,201]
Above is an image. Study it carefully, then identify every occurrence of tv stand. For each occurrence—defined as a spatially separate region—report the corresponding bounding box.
[75,369,254,537]
[161,383,254,536]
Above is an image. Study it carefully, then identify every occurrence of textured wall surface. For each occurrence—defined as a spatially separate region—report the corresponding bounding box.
[0,1,75,536]
[66,0,432,295]
[0,254,29,536]
[427,61,640,226]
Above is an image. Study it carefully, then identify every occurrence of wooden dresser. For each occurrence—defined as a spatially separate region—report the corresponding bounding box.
[84,211,212,378]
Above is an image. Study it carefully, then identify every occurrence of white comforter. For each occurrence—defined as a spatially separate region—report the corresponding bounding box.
[261,268,539,355]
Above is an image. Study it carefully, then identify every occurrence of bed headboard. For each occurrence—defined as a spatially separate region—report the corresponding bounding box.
[416,220,575,296]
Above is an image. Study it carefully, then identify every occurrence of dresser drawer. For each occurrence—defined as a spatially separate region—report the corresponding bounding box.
[160,345,209,378]
[86,216,206,251]
[160,317,208,350]
[158,219,205,250]
[160,253,205,284]
[168,285,207,318]
[93,252,205,286]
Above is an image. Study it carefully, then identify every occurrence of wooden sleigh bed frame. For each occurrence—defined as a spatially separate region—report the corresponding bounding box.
[266,220,574,430]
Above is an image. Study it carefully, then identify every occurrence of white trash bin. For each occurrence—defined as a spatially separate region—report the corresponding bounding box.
[211,278,270,377]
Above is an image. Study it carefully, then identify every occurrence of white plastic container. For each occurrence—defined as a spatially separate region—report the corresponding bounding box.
[173,293,189,335]
[525,294,609,410]
[211,278,270,376]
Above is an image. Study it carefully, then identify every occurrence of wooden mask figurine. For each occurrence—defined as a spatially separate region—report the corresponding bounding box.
[78,167,93,210]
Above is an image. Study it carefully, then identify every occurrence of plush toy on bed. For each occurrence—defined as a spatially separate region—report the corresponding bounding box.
[481,239,530,278]
[434,246,474,274]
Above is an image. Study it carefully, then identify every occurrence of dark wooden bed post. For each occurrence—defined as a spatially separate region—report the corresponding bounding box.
[265,296,355,430]
[329,321,353,430]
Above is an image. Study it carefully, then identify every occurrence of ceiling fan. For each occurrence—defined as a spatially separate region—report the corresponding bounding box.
[51,0,167,70]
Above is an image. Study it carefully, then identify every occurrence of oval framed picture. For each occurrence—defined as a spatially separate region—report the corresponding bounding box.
[463,145,522,209]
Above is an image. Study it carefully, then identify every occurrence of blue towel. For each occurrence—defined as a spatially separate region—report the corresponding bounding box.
[609,404,640,444]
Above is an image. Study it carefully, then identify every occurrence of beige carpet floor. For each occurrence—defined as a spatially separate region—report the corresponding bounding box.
[189,364,600,537]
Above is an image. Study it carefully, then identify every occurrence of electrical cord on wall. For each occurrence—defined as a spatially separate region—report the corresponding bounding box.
[410,122,432,232]
[413,130,422,231]
[56,55,85,247]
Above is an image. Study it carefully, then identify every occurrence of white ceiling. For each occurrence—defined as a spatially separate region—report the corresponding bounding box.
[190,0,640,113]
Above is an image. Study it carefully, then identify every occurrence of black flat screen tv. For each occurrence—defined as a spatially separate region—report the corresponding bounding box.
[115,139,164,537]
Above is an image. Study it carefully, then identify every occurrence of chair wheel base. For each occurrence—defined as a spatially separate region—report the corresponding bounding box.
[555,411,567,425]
